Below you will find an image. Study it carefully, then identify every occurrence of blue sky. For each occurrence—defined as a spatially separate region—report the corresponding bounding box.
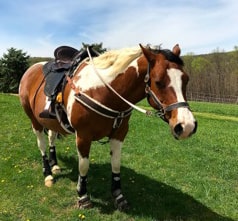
[0,0,237,57]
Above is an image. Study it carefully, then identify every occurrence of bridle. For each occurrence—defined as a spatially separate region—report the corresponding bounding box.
[144,63,190,122]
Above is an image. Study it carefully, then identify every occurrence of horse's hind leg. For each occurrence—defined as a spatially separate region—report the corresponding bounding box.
[33,128,54,187]
[48,130,61,174]
[110,139,129,211]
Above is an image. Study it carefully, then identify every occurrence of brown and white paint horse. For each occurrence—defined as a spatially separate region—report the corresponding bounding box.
[19,44,197,210]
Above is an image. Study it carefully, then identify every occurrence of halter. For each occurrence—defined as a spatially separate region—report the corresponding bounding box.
[144,63,190,122]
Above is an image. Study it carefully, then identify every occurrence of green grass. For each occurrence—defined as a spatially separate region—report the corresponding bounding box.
[0,94,237,221]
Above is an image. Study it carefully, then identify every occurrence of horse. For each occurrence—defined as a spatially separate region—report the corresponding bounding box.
[19,44,197,210]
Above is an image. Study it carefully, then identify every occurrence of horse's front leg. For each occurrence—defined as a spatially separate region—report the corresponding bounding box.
[76,136,93,209]
[110,139,129,211]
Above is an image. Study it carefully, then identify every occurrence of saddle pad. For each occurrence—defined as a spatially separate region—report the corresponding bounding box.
[43,61,66,98]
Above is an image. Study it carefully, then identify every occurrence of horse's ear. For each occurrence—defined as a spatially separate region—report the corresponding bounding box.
[139,44,156,64]
[172,44,181,56]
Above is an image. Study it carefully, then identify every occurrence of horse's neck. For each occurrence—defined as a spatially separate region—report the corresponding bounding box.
[64,57,148,110]
[131,57,148,101]
[107,57,148,106]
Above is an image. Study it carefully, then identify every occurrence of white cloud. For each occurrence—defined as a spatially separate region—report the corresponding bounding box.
[91,0,238,54]
[0,0,237,57]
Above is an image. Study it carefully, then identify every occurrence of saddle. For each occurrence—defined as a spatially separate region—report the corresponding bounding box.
[39,45,99,120]
[54,45,79,62]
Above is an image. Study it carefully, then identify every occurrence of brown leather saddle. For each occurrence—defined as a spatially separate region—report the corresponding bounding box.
[39,45,99,119]
[54,45,79,62]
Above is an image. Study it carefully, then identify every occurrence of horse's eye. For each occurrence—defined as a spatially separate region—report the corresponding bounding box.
[156,81,165,89]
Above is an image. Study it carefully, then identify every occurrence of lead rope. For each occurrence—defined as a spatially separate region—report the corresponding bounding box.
[86,47,152,116]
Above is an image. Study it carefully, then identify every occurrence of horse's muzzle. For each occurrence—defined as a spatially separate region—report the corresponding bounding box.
[173,120,197,139]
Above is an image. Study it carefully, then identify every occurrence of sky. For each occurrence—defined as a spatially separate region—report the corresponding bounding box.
[0,0,237,57]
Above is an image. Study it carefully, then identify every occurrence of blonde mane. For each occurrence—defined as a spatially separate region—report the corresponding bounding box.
[86,46,142,75]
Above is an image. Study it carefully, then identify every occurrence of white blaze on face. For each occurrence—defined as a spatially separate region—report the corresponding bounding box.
[167,68,185,102]
[167,68,196,138]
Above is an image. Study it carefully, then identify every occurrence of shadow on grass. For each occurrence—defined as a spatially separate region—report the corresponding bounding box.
[58,154,234,221]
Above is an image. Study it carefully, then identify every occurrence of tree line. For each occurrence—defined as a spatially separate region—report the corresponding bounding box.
[0,44,237,103]
[183,47,238,103]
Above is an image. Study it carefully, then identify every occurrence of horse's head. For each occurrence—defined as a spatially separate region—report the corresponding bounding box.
[140,44,197,139]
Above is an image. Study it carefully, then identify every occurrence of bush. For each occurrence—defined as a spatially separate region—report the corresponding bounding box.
[0,48,30,93]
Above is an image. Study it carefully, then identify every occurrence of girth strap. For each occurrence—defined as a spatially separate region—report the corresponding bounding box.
[74,93,133,120]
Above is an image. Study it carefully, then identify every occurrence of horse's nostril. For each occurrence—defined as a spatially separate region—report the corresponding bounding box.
[174,123,183,136]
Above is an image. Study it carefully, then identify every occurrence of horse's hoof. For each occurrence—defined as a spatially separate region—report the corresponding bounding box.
[51,165,61,174]
[113,189,130,211]
[114,197,129,211]
[78,194,93,209]
[45,175,54,187]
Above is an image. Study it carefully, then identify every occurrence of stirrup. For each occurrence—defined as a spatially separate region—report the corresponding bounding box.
[39,100,55,119]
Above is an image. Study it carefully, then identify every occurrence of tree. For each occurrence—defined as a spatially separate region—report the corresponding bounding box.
[186,56,213,96]
[0,48,30,93]
[210,48,227,96]
[81,42,107,54]
[183,52,195,76]
[229,46,238,96]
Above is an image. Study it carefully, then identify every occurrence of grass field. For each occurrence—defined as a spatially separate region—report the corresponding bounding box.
[0,93,237,221]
